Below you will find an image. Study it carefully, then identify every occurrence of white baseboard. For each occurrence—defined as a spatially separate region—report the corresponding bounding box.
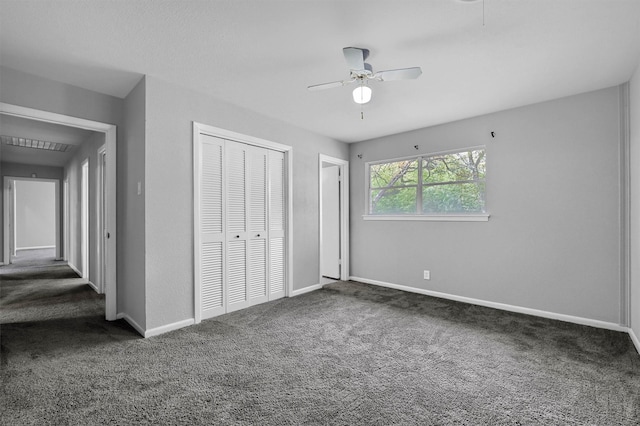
[291,283,323,297]
[629,328,640,355]
[16,245,55,251]
[116,312,145,337]
[349,276,628,333]
[87,280,99,293]
[144,318,195,338]
[68,262,81,276]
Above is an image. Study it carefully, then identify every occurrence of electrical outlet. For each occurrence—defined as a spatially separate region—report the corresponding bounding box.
[423,270,430,280]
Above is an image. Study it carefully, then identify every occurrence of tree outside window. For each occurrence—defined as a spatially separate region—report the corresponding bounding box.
[368,148,486,215]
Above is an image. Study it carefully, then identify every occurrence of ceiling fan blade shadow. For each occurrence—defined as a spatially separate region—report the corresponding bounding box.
[375,67,422,81]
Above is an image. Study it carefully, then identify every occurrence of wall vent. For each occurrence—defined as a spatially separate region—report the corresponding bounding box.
[1,135,75,152]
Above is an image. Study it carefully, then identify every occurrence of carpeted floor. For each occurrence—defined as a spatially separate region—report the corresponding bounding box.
[1,263,639,425]
[0,247,66,275]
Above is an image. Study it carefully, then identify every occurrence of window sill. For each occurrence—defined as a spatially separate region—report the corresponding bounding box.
[362,214,490,222]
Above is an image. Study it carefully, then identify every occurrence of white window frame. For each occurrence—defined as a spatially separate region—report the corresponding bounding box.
[363,146,490,222]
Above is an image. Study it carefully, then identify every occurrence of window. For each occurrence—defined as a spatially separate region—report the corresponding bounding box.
[366,147,487,220]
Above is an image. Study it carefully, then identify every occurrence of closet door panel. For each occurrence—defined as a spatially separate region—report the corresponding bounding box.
[227,239,249,311]
[226,143,247,235]
[269,237,285,297]
[249,239,267,301]
[248,148,267,234]
[201,241,223,312]
[198,135,225,319]
[247,147,269,304]
[269,150,286,299]
[226,141,250,311]
[269,151,285,234]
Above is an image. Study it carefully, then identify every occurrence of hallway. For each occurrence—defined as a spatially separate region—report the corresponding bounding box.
[0,249,103,324]
[7,247,60,268]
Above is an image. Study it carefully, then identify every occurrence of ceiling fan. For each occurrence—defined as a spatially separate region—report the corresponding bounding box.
[308,47,422,104]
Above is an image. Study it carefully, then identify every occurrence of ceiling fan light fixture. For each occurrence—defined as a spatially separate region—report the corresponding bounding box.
[353,85,372,104]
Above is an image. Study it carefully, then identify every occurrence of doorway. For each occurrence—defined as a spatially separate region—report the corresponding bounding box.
[3,177,60,265]
[63,178,69,261]
[319,154,349,283]
[81,159,89,281]
[0,103,118,321]
[97,145,107,293]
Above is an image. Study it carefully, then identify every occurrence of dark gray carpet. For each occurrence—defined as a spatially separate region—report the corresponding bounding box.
[1,264,639,425]
[4,247,64,272]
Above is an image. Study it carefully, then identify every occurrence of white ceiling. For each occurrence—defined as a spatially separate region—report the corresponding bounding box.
[1,0,639,143]
[0,114,97,167]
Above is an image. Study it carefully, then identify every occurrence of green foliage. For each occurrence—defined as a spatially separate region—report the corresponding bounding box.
[423,150,486,184]
[369,148,486,214]
[423,182,485,213]
[370,160,418,188]
[371,187,417,214]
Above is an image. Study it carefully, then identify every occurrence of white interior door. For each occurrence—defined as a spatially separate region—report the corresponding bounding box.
[268,150,286,299]
[226,141,272,312]
[63,179,69,261]
[97,146,106,292]
[247,146,268,305]
[81,159,89,280]
[226,141,251,312]
[321,165,340,279]
[3,178,15,263]
[198,135,225,320]
[10,179,16,259]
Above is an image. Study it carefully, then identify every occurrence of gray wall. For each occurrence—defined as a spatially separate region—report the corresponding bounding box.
[119,77,146,329]
[15,180,56,249]
[1,162,64,259]
[144,76,349,329]
[349,87,623,324]
[630,64,640,340]
[64,132,104,283]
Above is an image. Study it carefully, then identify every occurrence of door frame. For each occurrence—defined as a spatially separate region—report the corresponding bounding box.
[3,176,60,262]
[63,178,69,261]
[0,103,118,321]
[318,154,349,282]
[96,144,107,293]
[193,122,293,324]
[80,158,90,282]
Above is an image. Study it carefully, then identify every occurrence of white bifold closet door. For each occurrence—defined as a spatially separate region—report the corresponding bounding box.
[199,135,225,319]
[198,135,285,320]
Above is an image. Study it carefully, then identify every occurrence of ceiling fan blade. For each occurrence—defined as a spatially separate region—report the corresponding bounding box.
[307,80,349,91]
[343,47,369,71]
[375,67,423,81]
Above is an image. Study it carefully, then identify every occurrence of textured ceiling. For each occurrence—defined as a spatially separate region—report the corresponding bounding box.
[1,0,640,143]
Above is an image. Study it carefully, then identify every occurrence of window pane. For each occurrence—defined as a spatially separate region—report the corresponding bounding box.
[371,187,417,214]
[370,160,418,189]
[423,149,486,184]
[422,182,485,213]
